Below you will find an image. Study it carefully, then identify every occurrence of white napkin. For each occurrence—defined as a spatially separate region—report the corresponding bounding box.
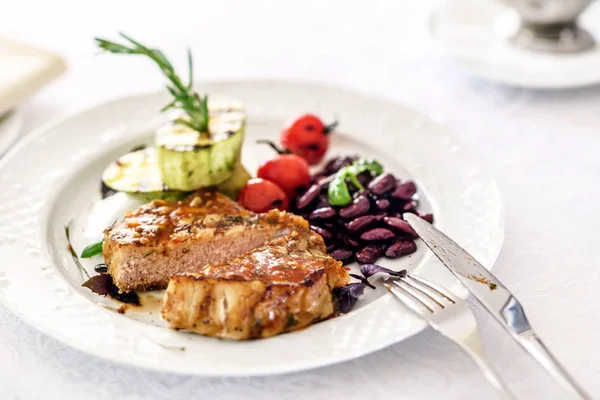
[0,37,66,116]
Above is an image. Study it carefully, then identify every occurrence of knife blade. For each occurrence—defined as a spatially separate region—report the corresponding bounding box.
[404,213,590,400]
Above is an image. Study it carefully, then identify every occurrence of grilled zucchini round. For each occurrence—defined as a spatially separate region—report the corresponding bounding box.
[216,161,252,199]
[102,147,185,202]
[155,97,245,191]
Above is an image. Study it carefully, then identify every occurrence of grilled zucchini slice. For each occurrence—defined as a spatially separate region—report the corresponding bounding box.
[155,97,245,191]
[102,147,185,202]
[216,161,251,199]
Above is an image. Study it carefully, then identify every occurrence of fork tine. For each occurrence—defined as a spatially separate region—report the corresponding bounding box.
[400,276,447,309]
[392,280,439,312]
[388,281,434,315]
[408,275,456,304]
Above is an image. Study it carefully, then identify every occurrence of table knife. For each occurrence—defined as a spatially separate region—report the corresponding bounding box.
[404,213,590,400]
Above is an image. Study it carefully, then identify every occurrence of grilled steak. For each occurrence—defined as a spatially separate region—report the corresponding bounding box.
[161,228,350,340]
[103,190,307,292]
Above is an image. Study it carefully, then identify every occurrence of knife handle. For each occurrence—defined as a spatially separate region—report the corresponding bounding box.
[519,332,590,400]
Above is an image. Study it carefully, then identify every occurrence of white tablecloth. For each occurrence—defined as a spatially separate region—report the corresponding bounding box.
[1,1,599,399]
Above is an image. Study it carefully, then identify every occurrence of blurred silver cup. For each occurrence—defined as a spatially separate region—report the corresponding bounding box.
[502,0,595,53]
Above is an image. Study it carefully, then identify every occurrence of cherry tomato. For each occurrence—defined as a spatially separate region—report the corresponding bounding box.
[281,114,337,166]
[238,178,289,213]
[257,154,311,197]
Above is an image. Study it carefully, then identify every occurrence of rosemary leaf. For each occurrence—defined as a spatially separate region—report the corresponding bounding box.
[187,48,194,90]
[160,99,178,112]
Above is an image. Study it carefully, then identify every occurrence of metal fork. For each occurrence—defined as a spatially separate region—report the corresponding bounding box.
[387,274,517,400]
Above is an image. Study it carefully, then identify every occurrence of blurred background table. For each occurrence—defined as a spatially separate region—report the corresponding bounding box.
[1,1,599,399]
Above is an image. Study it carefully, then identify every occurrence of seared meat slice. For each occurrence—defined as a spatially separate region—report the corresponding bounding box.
[103,190,308,292]
[161,229,350,340]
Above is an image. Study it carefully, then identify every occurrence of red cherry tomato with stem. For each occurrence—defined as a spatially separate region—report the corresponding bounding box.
[256,140,311,197]
[238,178,289,213]
[281,114,337,166]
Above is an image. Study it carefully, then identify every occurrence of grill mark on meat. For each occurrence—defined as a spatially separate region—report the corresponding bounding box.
[214,215,245,236]
[302,269,325,288]
[173,224,191,233]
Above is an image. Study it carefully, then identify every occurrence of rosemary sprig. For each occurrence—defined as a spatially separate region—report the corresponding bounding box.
[95,32,209,133]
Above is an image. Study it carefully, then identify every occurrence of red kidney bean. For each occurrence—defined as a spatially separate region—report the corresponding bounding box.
[344,236,361,247]
[326,244,338,253]
[331,156,357,172]
[420,213,434,224]
[357,171,373,187]
[315,197,332,209]
[368,173,397,195]
[297,184,320,209]
[385,240,417,258]
[360,228,396,241]
[310,225,333,240]
[322,158,340,173]
[310,207,337,220]
[294,185,310,198]
[331,248,354,263]
[320,157,354,178]
[391,181,417,200]
[375,198,390,210]
[315,174,335,188]
[374,212,388,220]
[347,215,379,233]
[383,217,417,236]
[321,222,339,231]
[339,196,370,219]
[353,189,370,200]
[356,245,383,264]
[312,171,327,181]
[402,201,418,214]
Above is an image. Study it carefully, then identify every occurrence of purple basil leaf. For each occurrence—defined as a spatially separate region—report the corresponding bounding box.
[82,274,140,305]
[349,273,376,289]
[360,264,407,279]
[332,283,366,314]
[82,274,112,296]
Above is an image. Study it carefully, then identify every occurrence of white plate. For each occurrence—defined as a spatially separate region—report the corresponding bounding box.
[429,0,600,89]
[0,80,503,376]
[0,110,23,156]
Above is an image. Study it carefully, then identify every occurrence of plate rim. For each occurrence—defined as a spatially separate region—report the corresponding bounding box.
[0,79,504,376]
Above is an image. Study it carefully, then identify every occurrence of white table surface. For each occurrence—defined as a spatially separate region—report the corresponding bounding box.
[1,1,600,399]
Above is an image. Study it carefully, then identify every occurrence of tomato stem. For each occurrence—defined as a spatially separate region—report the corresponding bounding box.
[323,120,339,135]
[256,140,291,155]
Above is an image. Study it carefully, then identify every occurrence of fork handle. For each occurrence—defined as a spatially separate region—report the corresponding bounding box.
[518,332,590,400]
[453,331,517,400]
[465,349,516,400]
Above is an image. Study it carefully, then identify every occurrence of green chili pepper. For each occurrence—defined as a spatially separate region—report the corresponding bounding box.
[328,174,353,206]
[348,159,384,177]
[328,159,384,206]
